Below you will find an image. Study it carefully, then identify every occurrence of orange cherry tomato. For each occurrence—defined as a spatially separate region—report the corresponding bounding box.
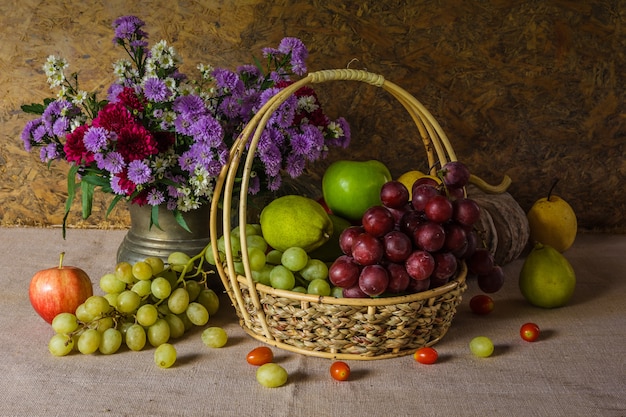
[330,361,351,381]
[413,347,438,364]
[520,322,540,342]
[246,346,274,366]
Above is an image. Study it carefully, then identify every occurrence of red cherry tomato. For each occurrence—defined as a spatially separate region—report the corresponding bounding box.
[413,347,438,364]
[469,294,494,315]
[246,346,274,366]
[520,322,540,342]
[330,361,351,381]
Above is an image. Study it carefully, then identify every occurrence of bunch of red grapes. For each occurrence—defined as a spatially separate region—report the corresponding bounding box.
[329,161,504,298]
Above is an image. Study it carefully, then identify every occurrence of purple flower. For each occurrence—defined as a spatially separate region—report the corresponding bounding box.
[258,142,282,178]
[22,119,42,150]
[127,159,152,184]
[143,77,171,102]
[173,95,205,116]
[278,37,308,75]
[191,115,223,147]
[112,16,147,44]
[285,152,305,178]
[83,126,111,153]
[39,143,61,162]
[107,84,125,103]
[290,124,324,159]
[146,188,165,205]
[212,68,244,95]
[95,151,124,174]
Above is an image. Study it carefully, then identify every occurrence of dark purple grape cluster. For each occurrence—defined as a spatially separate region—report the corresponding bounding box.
[329,161,503,298]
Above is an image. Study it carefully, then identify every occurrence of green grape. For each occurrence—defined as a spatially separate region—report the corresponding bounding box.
[196,289,220,316]
[147,318,171,347]
[95,317,115,332]
[186,302,209,326]
[469,336,494,358]
[51,312,79,334]
[157,303,171,316]
[266,249,283,265]
[249,223,262,235]
[299,259,329,281]
[307,279,331,296]
[118,320,134,337]
[234,261,245,275]
[144,256,165,275]
[205,248,225,265]
[201,327,228,348]
[103,293,119,309]
[131,279,152,297]
[99,328,122,355]
[168,251,191,272]
[164,314,186,339]
[168,287,190,314]
[132,261,153,281]
[281,247,309,271]
[75,303,95,322]
[154,343,177,369]
[292,286,307,294]
[115,261,135,284]
[84,295,111,317]
[186,280,202,302]
[256,363,288,388]
[247,247,267,272]
[99,273,127,294]
[252,264,273,286]
[151,277,172,300]
[48,334,74,357]
[77,329,101,354]
[177,312,194,331]
[247,234,268,253]
[269,265,295,290]
[331,286,344,298]
[136,304,159,327]
[117,290,141,313]
[125,323,147,351]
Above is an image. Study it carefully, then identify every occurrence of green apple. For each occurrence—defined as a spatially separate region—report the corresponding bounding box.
[322,160,392,222]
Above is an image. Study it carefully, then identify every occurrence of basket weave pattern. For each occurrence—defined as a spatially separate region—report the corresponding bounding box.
[210,69,469,360]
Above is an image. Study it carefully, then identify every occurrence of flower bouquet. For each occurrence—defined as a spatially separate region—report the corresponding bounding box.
[21,15,350,237]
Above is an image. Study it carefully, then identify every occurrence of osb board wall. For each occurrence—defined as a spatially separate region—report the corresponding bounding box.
[0,0,624,232]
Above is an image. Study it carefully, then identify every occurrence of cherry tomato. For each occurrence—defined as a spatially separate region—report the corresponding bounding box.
[246,346,274,366]
[469,294,494,315]
[520,322,540,342]
[330,361,351,381]
[413,347,438,364]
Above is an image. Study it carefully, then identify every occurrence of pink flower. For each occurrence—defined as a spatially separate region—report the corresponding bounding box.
[63,125,94,165]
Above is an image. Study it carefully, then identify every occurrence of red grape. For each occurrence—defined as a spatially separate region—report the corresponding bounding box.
[407,277,430,293]
[432,252,458,281]
[468,248,495,275]
[380,181,410,209]
[446,186,466,201]
[351,233,384,266]
[413,222,446,252]
[440,161,470,189]
[328,255,360,288]
[477,265,505,293]
[358,265,389,297]
[444,223,468,252]
[411,184,438,212]
[469,294,494,315]
[343,284,369,298]
[382,230,413,263]
[412,177,439,190]
[386,263,411,293]
[339,226,364,256]
[362,206,395,237]
[405,250,435,281]
[424,194,454,223]
[453,198,481,227]
[399,210,425,235]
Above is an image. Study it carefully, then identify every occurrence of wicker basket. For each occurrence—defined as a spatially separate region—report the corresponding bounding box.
[210,69,471,360]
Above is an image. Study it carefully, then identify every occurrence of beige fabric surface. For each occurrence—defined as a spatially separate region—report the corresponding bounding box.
[0,227,624,417]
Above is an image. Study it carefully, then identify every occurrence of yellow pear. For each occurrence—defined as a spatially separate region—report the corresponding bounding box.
[397,170,440,198]
[527,180,577,252]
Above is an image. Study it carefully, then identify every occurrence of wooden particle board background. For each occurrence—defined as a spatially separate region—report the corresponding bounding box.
[0,0,624,232]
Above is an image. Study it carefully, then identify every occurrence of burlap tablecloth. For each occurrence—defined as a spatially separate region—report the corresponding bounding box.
[0,227,624,417]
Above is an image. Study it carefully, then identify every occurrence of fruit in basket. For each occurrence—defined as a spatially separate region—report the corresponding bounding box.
[308,214,352,262]
[29,252,93,324]
[527,180,577,252]
[260,195,333,252]
[519,242,576,308]
[438,161,471,189]
[322,159,392,221]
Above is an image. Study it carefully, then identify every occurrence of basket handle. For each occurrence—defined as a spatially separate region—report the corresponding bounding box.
[209,69,509,337]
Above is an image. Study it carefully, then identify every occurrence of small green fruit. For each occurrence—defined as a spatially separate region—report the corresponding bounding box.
[519,242,576,308]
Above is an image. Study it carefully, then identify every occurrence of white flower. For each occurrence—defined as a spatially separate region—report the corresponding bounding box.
[297,96,319,113]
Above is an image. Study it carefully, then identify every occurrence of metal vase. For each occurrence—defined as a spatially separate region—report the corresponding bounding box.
[116,203,211,265]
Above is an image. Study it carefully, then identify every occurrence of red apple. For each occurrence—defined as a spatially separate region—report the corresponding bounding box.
[29,252,93,323]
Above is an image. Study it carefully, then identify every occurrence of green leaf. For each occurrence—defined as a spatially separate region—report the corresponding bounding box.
[150,204,163,231]
[81,181,95,220]
[63,165,80,239]
[106,195,124,219]
[21,103,46,115]
[173,209,192,233]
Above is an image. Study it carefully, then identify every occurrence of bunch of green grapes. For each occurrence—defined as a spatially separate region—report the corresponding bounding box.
[207,224,341,297]
[48,251,220,357]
